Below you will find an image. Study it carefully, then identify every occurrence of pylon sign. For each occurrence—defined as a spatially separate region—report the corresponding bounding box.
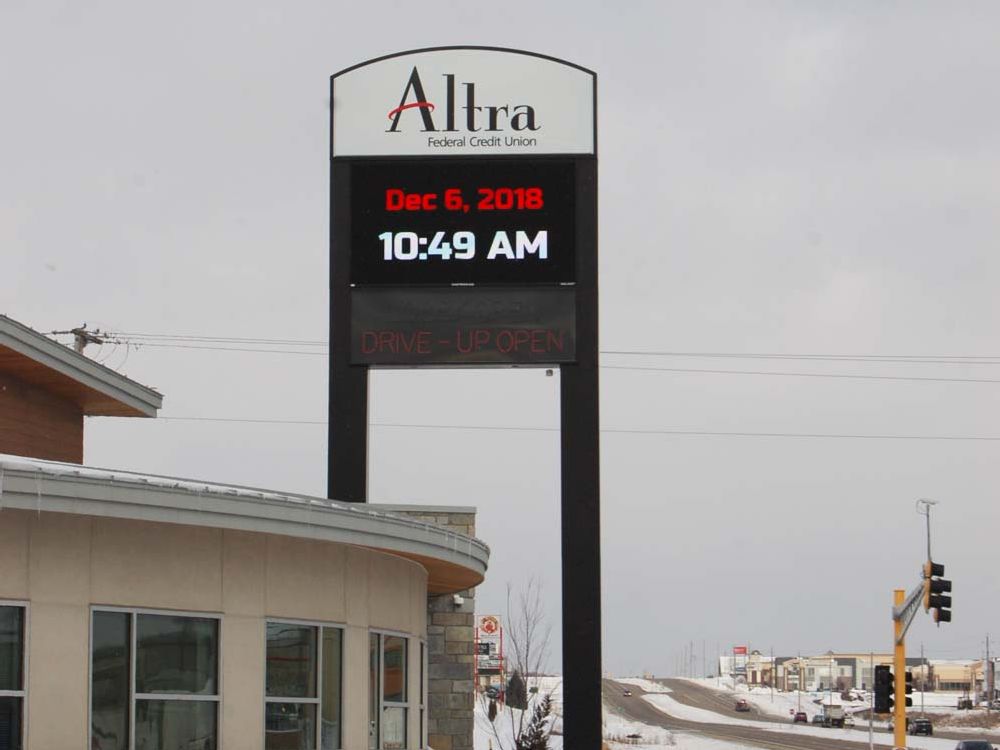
[330,47,596,365]
[329,47,601,750]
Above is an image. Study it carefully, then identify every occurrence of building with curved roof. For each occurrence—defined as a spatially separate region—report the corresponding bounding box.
[0,315,488,750]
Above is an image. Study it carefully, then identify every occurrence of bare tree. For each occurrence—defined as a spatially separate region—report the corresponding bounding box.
[478,578,555,750]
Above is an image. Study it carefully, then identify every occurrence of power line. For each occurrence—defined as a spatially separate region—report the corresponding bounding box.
[94,332,1000,364]
[110,342,327,355]
[602,365,1000,385]
[92,341,1000,384]
[161,416,326,425]
[603,350,1000,365]
[109,333,326,346]
[157,417,1000,441]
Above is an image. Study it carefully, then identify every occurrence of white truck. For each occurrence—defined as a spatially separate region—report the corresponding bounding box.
[822,705,845,727]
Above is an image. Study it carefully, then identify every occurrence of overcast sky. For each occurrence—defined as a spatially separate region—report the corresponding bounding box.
[2,1,998,676]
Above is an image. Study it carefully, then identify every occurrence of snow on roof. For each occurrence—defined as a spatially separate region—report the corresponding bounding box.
[0,453,490,592]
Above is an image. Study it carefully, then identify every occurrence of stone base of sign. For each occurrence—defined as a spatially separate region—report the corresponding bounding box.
[380,505,477,750]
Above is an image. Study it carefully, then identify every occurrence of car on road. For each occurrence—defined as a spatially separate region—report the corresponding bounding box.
[844,715,856,728]
[954,742,995,750]
[622,689,632,697]
[909,717,933,736]
[811,715,825,725]
[792,711,808,724]
[735,699,750,712]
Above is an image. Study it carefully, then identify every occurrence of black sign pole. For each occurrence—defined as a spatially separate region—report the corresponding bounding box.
[561,156,601,749]
[329,160,368,503]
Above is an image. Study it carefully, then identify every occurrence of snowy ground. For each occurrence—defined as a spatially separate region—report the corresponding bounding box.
[604,703,762,750]
[474,676,563,750]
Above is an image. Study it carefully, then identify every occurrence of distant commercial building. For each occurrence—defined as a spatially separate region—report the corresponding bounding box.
[926,660,982,693]
[0,315,487,750]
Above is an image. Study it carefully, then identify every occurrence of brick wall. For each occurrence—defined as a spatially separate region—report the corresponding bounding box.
[383,508,477,750]
[0,372,83,462]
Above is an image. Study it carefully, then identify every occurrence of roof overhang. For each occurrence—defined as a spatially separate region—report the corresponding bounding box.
[0,454,488,594]
[0,316,162,417]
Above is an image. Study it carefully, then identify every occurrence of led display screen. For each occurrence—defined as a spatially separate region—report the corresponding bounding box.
[349,159,576,285]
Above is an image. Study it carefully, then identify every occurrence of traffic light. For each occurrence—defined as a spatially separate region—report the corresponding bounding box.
[904,670,914,707]
[923,561,952,623]
[874,665,894,713]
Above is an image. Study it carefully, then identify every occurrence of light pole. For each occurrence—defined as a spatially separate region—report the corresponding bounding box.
[829,653,835,718]
[916,498,938,561]
[796,653,802,712]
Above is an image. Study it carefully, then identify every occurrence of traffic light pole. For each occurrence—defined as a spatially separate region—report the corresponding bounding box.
[894,589,907,750]
[890,581,926,749]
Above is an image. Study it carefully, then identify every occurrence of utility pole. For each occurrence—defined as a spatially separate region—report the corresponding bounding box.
[868,652,874,750]
[987,634,991,716]
[921,643,925,717]
[51,325,104,353]
[716,642,720,686]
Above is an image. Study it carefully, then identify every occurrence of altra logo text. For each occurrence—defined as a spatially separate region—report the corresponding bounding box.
[386,66,540,134]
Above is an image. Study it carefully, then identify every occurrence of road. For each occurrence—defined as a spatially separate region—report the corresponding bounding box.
[605,678,1000,748]
[603,678,895,750]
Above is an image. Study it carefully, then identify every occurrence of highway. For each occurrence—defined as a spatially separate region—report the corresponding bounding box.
[603,678,895,750]
[605,678,1000,748]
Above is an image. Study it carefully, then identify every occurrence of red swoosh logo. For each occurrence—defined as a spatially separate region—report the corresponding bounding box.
[387,101,435,119]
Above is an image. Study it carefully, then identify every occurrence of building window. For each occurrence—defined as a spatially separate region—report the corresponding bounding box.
[419,641,426,749]
[370,632,409,750]
[90,608,219,750]
[265,621,343,750]
[0,604,26,750]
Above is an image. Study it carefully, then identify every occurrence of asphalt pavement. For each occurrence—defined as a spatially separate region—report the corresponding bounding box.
[603,678,896,750]
[604,678,1000,749]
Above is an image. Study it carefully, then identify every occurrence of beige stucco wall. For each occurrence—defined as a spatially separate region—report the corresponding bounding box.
[0,508,429,749]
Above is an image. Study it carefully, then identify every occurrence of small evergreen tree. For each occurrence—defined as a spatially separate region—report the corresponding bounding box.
[516,694,552,750]
[507,670,528,710]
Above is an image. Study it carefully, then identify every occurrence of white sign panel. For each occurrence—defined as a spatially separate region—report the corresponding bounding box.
[332,47,595,157]
[477,614,503,670]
